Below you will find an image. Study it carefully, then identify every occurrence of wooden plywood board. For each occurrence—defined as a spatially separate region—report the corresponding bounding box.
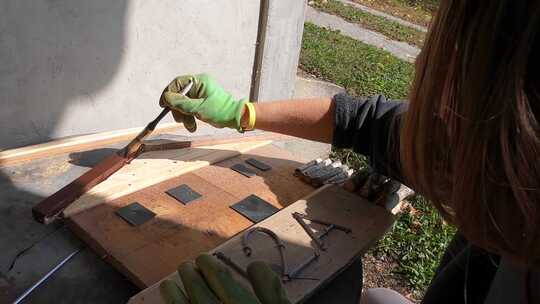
[67,144,315,288]
[128,185,395,304]
[0,123,183,166]
[63,140,273,218]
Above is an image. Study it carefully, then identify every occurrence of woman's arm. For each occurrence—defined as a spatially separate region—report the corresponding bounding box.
[241,98,336,143]
[160,74,335,142]
[160,73,408,180]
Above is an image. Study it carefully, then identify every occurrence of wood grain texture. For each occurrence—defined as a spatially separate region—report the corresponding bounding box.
[128,185,396,304]
[67,144,315,288]
[63,140,273,218]
[0,123,183,166]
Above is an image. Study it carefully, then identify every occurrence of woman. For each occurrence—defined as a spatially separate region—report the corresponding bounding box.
[160,1,539,303]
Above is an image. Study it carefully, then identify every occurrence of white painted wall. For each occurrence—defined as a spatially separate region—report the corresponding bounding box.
[0,0,306,149]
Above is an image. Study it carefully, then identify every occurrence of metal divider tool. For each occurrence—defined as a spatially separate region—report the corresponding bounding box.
[292,212,352,252]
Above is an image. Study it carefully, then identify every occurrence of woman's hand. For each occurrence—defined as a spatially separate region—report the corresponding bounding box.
[160,74,247,132]
[160,254,291,304]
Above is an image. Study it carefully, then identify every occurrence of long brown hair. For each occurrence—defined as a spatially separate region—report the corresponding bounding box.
[401,1,540,265]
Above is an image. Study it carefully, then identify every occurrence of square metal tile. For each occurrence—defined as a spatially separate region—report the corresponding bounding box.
[166,184,202,205]
[245,158,272,171]
[116,202,156,226]
[230,163,257,178]
[230,195,279,223]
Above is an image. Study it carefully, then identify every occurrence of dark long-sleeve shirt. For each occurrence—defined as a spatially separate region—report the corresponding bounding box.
[332,93,407,181]
[331,93,539,304]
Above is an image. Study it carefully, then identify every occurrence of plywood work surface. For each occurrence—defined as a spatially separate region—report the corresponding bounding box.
[67,143,315,288]
[63,139,273,218]
[128,185,395,304]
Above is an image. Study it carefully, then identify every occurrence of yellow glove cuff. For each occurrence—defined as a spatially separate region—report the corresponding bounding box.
[244,102,256,131]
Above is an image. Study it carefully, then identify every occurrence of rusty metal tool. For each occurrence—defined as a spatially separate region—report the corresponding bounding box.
[292,212,326,250]
[32,81,193,224]
[242,227,288,278]
[213,251,249,279]
[292,212,352,251]
[241,227,320,282]
[285,251,320,281]
[297,214,352,235]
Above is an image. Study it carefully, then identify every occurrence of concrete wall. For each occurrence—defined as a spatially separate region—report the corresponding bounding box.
[258,1,307,101]
[0,0,306,149]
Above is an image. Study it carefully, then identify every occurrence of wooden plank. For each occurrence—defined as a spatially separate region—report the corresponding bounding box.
[67,144,315,288]
[127,185,395,304]
[63,140,273,218]
[0,123,183,166]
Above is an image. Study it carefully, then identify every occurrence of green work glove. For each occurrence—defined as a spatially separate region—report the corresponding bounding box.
[159,254,291,304]
[160,74,248,132]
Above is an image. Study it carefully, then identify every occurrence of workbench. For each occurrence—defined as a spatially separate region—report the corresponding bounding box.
[0,130,316,303]
[0,129,394,303]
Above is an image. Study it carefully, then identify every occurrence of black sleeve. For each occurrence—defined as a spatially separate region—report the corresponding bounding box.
[332,93,408,182]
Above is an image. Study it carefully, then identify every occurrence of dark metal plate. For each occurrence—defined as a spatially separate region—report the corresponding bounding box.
[245,158,272,171]
[230,195,278,223]
[166,184,202,205]
[116,202,156,226]
[230,163,257,178]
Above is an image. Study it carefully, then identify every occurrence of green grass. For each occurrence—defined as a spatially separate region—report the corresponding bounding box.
[301,23,414,99]
[394,0,439,14]
[330,148,369,171]
[376,196,456,292]
[311,0,425,47]
[352,0,436,26]
[330,148,456,294]
[304,24,453,293]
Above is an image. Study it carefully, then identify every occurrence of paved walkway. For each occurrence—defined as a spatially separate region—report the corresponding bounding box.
[305,6,420,63]
[337,0,428,32]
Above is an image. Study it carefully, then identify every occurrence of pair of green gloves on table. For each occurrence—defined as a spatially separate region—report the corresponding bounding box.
[160,74,255,133]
